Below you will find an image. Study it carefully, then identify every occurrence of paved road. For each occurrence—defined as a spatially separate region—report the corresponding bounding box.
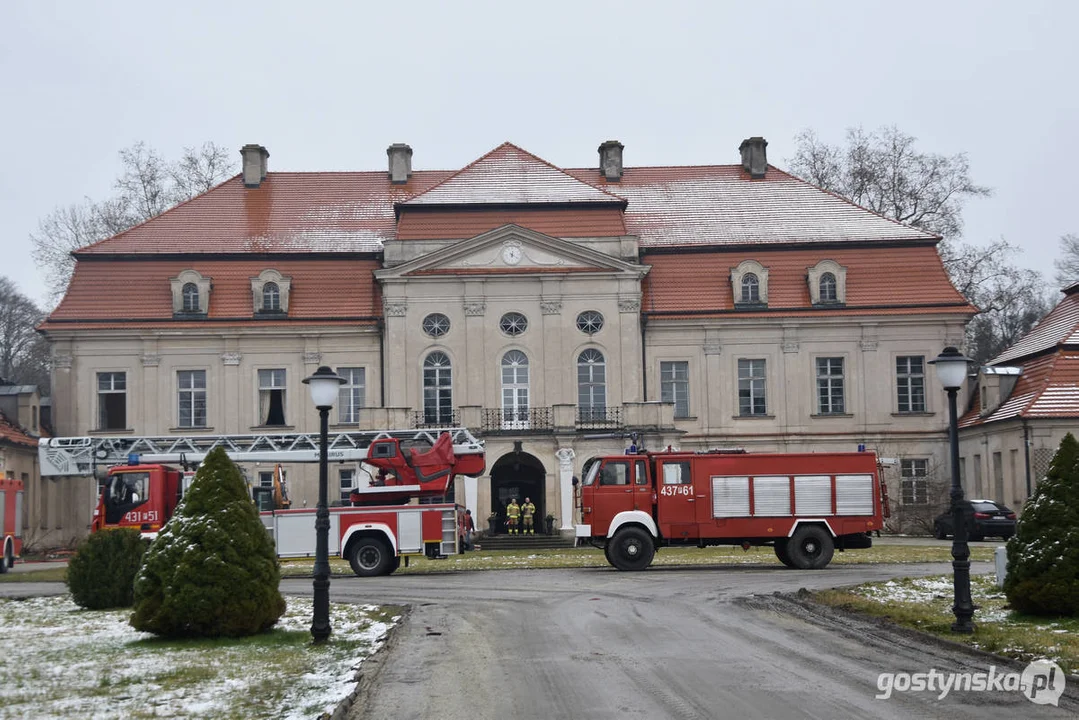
[278,562,1076,720]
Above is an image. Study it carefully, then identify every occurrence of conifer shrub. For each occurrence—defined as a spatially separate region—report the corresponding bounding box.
[130,447,285,637]
[1004,432,1079,616]
[66,527,146,610]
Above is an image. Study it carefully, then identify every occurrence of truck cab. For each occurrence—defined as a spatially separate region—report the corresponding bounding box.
[94,464,182,539]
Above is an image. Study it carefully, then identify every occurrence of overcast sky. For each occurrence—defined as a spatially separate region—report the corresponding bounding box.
[2,0,1076,307]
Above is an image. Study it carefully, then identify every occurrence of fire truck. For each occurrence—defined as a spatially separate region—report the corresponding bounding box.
[38,427,485,577]
[576,446,888,571]
[0,474,23,574]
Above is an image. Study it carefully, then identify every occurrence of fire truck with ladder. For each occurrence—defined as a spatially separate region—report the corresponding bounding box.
[38,427,485,577]
[0,474,23,574]
[576,443,889,571]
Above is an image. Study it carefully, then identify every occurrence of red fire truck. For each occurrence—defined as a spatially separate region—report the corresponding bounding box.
[0,475,23,573]
[577,447,888,570]
[39,428,485,577]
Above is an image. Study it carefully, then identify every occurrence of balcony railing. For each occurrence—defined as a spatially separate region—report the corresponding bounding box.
[410,410,461,429]
[576,406,623,430]
[481,407,553,434]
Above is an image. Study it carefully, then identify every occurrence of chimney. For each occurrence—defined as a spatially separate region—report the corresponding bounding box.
[598,140,624,181]
[387,143,413,184]
[739,137,768,179]
[240,144,269,188]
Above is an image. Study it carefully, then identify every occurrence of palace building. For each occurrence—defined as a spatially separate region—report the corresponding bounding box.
[40,137,973,537]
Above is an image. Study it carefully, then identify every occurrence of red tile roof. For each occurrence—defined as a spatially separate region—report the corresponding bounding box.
[960,351,1079,427]
[990,287,1079,364]
[396,207,626,240]
[401,143,625,206]
[641,245,971,317]
[74,143,936,256]
[0,411,36,449]
[566,165,937,247]
[75,171,454,255]
[42,258,381,329]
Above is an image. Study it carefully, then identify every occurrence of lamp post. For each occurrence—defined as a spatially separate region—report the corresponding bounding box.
[929,346,975,634]
[303,366,345,643]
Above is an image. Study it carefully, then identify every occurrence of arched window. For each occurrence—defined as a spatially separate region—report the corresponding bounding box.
[423,351,453,425]
[740,273,760,303]
[819,272,837,302]
[262,282,281,312]
[577,349,607,421]
[501,350,530,428]
[181,282,200,313]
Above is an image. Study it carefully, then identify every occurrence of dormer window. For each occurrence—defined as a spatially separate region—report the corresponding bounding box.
[263,282,281,312]
[169,270,211,316]
[741,274,760,303]
[819,273,837,302]
[251,269,292,315]
[808,260,847,305]
[731,260,768,307]
[181,283,200,312]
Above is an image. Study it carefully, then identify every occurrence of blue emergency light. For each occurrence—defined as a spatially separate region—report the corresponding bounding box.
[127,453,140,465]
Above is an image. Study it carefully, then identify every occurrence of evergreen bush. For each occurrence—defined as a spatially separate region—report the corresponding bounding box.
[1004,432,1079,616]
[66,527,147,610]
[130,447,285,637]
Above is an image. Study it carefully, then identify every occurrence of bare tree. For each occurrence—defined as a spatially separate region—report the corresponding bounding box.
[790,126,991,240]
[0,277,49,392]
[1053,233,1079,288]
[30,142,235,302]
[790,128,1049,362]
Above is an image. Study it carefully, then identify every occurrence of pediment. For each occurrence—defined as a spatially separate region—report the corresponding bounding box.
[376,225,647,280]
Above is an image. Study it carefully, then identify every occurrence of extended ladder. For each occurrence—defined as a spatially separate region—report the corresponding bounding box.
[39,427,483,476]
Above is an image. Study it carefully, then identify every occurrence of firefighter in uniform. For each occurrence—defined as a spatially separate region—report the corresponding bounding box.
[521,497,537,534]
[506,498,520,534]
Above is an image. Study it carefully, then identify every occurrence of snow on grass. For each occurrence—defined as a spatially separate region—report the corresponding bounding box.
[0,595,399,720]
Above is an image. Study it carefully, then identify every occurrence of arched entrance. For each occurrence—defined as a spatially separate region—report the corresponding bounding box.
[489,449,546,534]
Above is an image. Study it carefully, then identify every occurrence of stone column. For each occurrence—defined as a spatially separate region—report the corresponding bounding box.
[464,474,478,520]
[555,447,575,530]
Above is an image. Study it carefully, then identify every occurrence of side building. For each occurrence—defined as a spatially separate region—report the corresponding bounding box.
[959,283,1079,509]
[39,137,973,540]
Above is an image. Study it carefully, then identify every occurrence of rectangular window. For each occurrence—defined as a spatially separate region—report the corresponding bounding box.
[738,359,767,416]
[900,459,929,506]
[97,372,127,430]
[973,454,983,497]
[258,369,287,426]
[896,356,926,413]
[258,471,274,489]
[660,361,690,418]
[816,357,845,414]
[338,468,354,504]
[993,451,1003,501]
[337,367,365,424]
[177,370,207,428]
[661,461,692,485]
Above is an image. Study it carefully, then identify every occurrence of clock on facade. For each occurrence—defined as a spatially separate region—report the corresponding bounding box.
[501,243,523,265]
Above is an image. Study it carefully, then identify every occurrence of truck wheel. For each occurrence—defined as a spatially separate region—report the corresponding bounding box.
[787,525,834,569]
[774,539,796,568]
[349,537,391,577]
[0,542,8,574]
[388,556,401,575]
[608,527,654,571]
[603,543,613,565]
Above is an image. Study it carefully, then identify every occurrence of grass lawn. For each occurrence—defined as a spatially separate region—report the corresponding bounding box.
[815,574,1079,675]
[4,543,997,583]
[0,595,400,719]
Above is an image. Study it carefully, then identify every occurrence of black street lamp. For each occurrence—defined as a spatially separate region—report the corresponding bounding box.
[303,365,345,643]
[929,346,976,634]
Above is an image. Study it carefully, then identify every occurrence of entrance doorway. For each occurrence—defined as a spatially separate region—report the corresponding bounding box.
[489,450,546,534]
